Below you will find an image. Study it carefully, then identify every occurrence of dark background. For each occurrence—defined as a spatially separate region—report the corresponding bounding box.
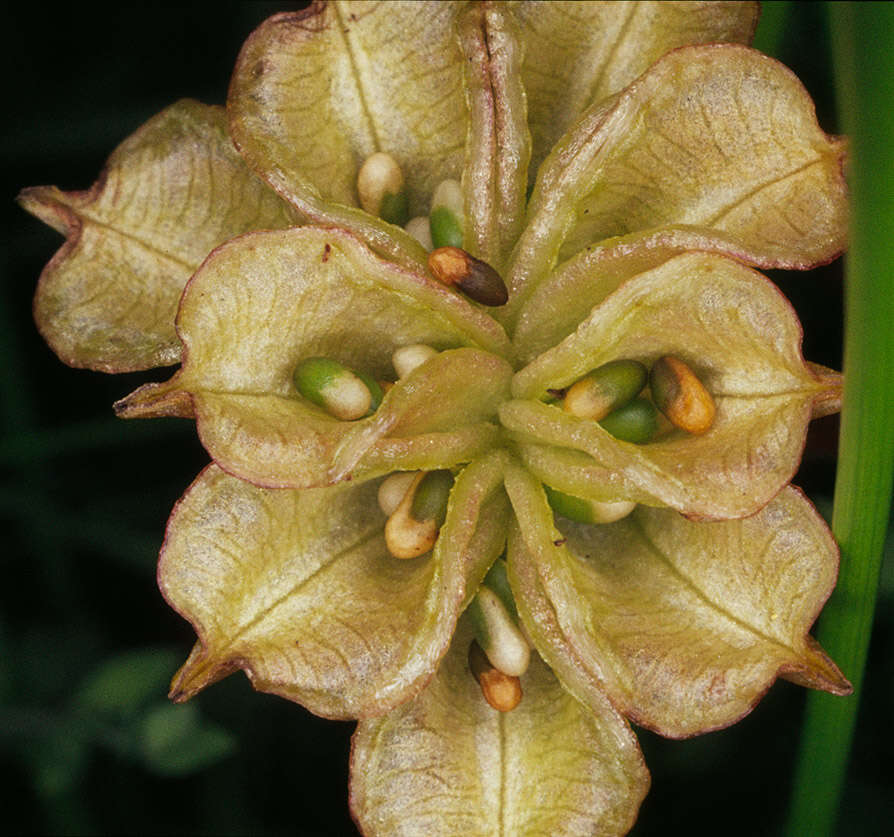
[2,3,890,835]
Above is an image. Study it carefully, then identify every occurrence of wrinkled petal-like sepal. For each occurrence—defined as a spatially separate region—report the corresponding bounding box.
[115,227,512,488]
[502,253,838,519]
[163,454,509,718]
[504,463,851,739]
[460,1,531,269]
[513,226,821,364]
[507,44,847,316]
[19,100,298,372]
[512,0,759,177]
[350,617,649,836]
[228,1,467,266]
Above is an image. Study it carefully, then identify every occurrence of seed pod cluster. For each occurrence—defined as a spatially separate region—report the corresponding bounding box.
[560,355,715,443]
[550,355,716,525]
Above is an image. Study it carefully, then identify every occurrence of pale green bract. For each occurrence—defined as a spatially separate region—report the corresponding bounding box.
[22,3,851,835]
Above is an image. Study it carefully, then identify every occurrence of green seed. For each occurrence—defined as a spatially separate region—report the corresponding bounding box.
[562,360,648,421]
[410,469,454,525]
[469,586,530,677]
[353,369,384,415]
[483,558,519,623]
[379,190,409,227]
[544,484,636,524]
[598,398,659,444]
[429,205,464,249]
[293,357,373,421]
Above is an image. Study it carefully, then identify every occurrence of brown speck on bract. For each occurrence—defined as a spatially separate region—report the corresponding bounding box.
[322,243,331,262]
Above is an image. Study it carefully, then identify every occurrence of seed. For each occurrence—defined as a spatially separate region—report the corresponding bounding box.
[427,246,509,306]
[650,355,716,435]
[384,470,454,559]
[544,484,636,524]
[410,469,454,527]
[562,360,648,421]
[392,344,438,379]
[377,471,418,517]
[356,152,409,226]
[482,558,519,622]
[469,586,530,677]
[293,357,374,421]
[404,216,433,250]
[354,369,384,414]
[429,179,464,249]
[598,398,659,444]
[468,640,523,712]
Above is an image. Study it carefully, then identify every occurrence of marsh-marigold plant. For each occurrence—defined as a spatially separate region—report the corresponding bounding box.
[21,2,852,833]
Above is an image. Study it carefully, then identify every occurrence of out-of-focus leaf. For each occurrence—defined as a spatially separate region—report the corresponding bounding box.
[75,648,182,717]
[138,701,235,776]
[163,454,507,718]
[350,617,649,837]
[502,252,839,519]
[19,99,298,372]
[504,463,850,739]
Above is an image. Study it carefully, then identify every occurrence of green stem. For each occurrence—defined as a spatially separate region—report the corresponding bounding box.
[786,4,894,835]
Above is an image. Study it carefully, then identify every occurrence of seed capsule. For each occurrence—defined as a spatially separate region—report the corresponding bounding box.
[293,357,375,421]
[392,344,438,379]
[544,485,636,524]
[598,398,660,444]
[650,355,716,435]
[427,247,509,306]
[429,179,464,249]
[469,585,530,677]
[469,640,522,712]
[384,470,454,559]
[356,152,409,226]
[562,360,648,421]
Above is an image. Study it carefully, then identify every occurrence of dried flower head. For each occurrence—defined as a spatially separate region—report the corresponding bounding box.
[21,2,850,834]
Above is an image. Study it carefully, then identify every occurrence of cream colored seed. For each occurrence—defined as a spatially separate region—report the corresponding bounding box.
[384,473,439,559]
[470,587,530,677]
[377,471,418,517]
[587,499,637,524]
[431,178,464,217]
[404,216,433,250]
[392,344,438,379]
[357,152,405,218]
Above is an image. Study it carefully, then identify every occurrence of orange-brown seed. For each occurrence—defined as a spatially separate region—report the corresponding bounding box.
[649,355,716,435]
[468,640,522,712]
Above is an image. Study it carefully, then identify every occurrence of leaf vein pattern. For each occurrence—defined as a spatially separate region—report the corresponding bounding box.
[222,527,383,652]
[629,517,797,655]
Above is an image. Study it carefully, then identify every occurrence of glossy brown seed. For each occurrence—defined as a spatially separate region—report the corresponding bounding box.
[427,246,508,306]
